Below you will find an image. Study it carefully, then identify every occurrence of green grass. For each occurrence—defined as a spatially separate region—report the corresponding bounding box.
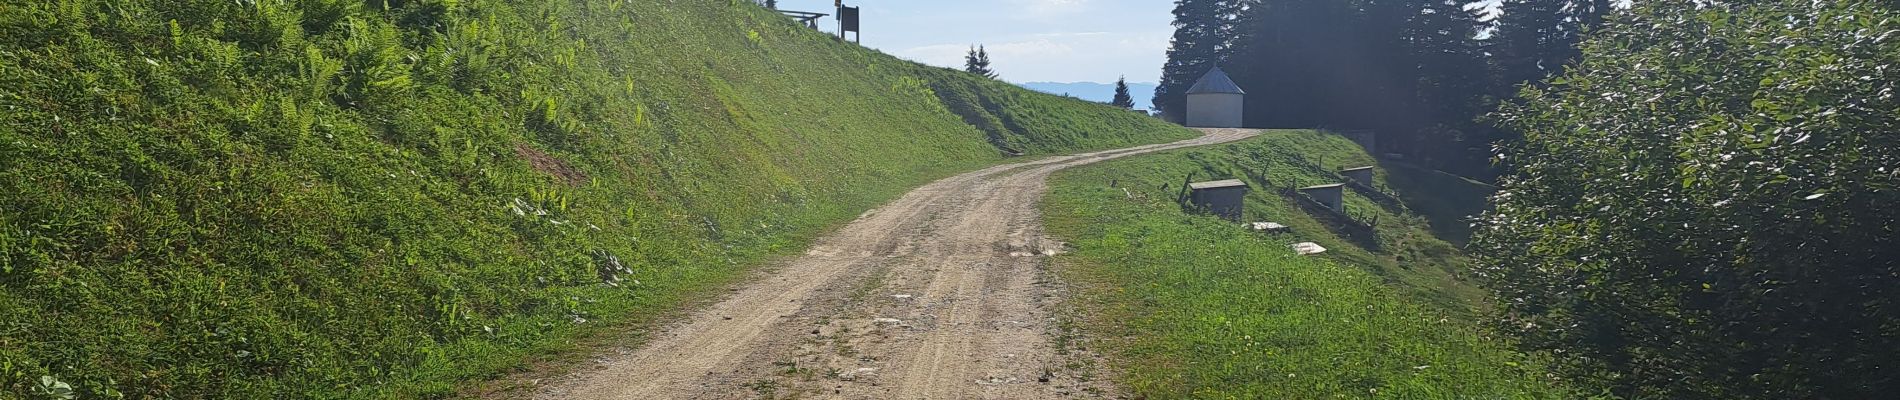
[1043,130,1573,398]
[0,0,1192,397]
[1076,130,1485,311]
[1381,162,1497,245]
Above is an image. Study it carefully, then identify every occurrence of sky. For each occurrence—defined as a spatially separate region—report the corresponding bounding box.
[769,0,1176,84]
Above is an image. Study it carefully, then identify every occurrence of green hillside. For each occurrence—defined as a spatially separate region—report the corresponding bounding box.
[1042,131,1571,397]
[1381,162,1495,246]
[0,0,1192,397]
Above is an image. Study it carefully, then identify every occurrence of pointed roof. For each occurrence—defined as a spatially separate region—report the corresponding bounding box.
[1186,67,1245,95]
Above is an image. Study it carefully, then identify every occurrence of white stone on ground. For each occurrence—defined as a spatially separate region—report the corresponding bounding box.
[1290,242,1327,255]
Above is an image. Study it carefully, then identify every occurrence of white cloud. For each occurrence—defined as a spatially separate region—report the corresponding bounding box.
[865,0,1179,83]
[895,28,1169,83]
[1024,0,1091,15]
[986,38,1079,58]
[1031,31,1111,38]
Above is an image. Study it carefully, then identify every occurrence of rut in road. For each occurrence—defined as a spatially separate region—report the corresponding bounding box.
[539,129,1259,399]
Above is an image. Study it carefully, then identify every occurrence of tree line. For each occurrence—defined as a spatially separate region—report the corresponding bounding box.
[1156,0,1611,179]
[1158,0,1900,397]
[964,46,1141,111]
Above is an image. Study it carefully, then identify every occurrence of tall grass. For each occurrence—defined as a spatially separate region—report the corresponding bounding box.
[0,0,1192,397]
[1042,131,1575,398]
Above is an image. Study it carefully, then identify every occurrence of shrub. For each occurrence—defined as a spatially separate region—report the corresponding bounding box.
[1476,1,1900,397]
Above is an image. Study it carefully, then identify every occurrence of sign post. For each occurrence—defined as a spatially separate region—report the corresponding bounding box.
[833,1,860,43]
[841,6,860,43]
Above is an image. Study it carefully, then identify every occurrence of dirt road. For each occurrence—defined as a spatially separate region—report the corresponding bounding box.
[539,129,1258,399]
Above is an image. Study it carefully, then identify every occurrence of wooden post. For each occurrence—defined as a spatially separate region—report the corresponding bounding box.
[1177,172,1195,204]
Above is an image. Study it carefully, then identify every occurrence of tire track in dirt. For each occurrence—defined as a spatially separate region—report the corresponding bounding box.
[538,128,1257,399]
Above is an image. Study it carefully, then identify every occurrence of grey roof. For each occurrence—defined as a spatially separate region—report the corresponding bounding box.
[1298,183,1345,190]
[1186,67,1245,95]
[1341,166,1375,172]
[1189,179,1249,190]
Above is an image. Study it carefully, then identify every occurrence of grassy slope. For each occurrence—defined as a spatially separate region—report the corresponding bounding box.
[0,0,1192,397]
[1044,130,1569,397]
[1382,162,1497,245]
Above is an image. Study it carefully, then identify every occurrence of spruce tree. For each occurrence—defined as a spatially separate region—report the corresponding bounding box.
[1493,0,1614,91]
[964,45,997,79]
[977,46,996,79]
[1406,0,1491,120]
[1155,0,1244,120]
[1400,0,1499,173]
[1223,0,1361,127]
[1110,76,1136,109]
[1568,0,1614,30]
[1216,0,1498,174]
[964,46,981,76]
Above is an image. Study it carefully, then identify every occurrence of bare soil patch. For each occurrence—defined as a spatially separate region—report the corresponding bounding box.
[515,143,588,185]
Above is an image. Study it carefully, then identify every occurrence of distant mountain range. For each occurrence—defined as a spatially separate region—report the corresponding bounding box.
[1019,81,1158,111]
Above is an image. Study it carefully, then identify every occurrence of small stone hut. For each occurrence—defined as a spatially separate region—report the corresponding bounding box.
[1185,67,1245,128]
[1299,183,1346,211]
[1341,167,1375,184]
[1188,179,1250,221]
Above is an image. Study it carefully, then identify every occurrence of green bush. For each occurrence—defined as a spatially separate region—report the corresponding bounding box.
[0,0,1191,397]
[1477,1,1900,397]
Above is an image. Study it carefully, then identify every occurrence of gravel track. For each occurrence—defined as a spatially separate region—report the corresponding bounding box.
[538,128,1258,399]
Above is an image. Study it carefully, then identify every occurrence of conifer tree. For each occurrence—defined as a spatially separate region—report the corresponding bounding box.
[1406,0,1492,120]
[1211,0,1498,173]
[1222,0,1363,127]
[1400,0,1500,173]
[1154,0,1245,120]
[1493,0,1614,91]
[977,46,996,78]
[1111,76,1136,109]
[964,45,997,79]
[963,46,981,75]
[1192,0,1607,176]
